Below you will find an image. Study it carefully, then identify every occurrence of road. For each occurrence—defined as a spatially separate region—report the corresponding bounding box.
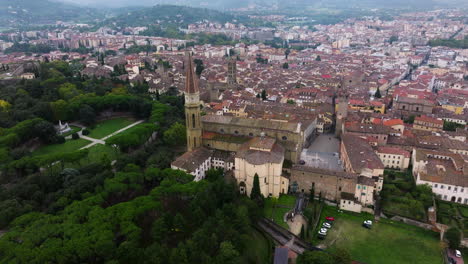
[257,218,320,254]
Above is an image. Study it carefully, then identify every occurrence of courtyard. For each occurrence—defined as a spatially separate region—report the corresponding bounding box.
[313,206,444,264]
[300,134,343,171]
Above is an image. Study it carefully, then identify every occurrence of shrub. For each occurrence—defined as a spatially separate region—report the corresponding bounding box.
[82,129,90,136]
[72,133,79,140]
[54,136,65,144]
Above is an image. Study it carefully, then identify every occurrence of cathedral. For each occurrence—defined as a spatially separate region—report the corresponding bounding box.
[171,52,297,197]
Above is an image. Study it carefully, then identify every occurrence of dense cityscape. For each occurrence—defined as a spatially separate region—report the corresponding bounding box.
[0,0,467,263]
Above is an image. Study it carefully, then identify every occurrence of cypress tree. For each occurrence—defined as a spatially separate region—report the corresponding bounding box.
[375,87,382,98]
[251,173,262,200]
[261,89,267,100]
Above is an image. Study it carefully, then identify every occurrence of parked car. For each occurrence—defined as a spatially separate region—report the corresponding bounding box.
[299,160,306,165]
[320,228,328,233]
[362,220,372,229]
[455,250,462,258]
[325,217,335,221]
[322,222,332,229]
[318,229,327,239]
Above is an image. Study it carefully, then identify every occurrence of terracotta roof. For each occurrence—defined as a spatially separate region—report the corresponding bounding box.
[171,147,212,173]
[415,115,443,125]
[376,146,410,158]
[237,137,284,165]
[341,134,384,173]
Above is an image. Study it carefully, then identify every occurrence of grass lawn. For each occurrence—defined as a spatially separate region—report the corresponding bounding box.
[242,228,273,263]
[87,117,135,139]
[314,205,443,264]
[263,195,296,229]
[277,194,297,207]
[61,125,82,137]
[33,138,91,156]
[105,122,154,142]
[462,248,468,263]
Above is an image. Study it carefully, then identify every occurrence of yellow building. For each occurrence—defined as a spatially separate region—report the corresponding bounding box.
[441,103,464,115]
[234,136,289,198]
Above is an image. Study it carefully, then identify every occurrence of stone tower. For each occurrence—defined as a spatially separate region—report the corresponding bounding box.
[227,57,237,87]
[184,51,202,151]
[335,92,348,137]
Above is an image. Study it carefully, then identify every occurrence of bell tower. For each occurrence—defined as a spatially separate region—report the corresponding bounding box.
[184,51,202,151]
[227,57,237,87]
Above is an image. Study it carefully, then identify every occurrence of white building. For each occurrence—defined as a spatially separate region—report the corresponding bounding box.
[375,146,411,170]
[171,147,213,181]
[412,148,468,204]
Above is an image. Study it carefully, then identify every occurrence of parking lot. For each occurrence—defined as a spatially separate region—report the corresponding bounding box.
[312,205,443,264]
[300,134,344,171]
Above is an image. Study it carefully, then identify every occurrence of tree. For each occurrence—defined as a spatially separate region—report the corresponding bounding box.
[389,36,398,44]
[297,251,333,264]
[261,90,267,101]
[330,247,352,264]
[72,133,79,140]
[309,184,315,202]
[445,227,461,249]
[216,241,241,264]
[443,121,464,132]
[256,93,260,98]
[287,99,295,104]
[50,99,68,121]
[79,104,96,126]
[33,120,57,143]
[282,62,289,69]
[315,55,321,61]
[163,122,186,146]
[250,173,262,200]
[374,87,382,98]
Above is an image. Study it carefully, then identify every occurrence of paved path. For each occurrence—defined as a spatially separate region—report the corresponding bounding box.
[101,120,144,140]
[78,120,144,150]
[288,214,307,236]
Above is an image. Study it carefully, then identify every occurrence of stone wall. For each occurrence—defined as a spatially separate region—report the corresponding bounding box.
[290,165,357,202]
[202,120,302,162]
[202,138,243,152]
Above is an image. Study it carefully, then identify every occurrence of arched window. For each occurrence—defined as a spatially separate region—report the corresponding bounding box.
[249,133,253,137]
[234,130,239,135]
[192,114,196,128]
[220,128,224,133]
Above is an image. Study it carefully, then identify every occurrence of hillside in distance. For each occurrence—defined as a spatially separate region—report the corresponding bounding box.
[58,0,467,10]
[102,5,239,28]
[0,0,101,28]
